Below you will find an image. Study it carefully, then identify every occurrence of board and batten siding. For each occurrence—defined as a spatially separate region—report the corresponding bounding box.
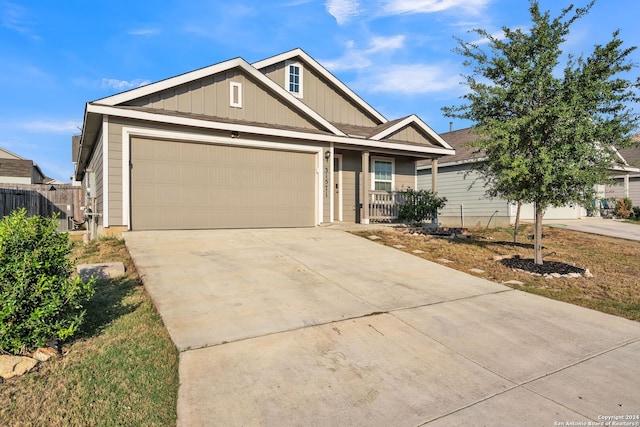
[393,157,416,191]
[417,165,510,228]
[260,62,379,128]
[123,69,321,131]
[388,125,435,146]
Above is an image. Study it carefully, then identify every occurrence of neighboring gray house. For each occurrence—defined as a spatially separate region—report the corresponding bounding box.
[0,147,48,184]
[417,127,639,228]
[73,48,454,237]
[607,134,640,206]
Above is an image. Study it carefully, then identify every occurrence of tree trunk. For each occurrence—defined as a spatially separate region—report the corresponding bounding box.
[534,203,544,265]
[513,201,521,244]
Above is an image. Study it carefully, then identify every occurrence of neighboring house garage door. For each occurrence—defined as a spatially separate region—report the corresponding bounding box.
[130,137,316,230]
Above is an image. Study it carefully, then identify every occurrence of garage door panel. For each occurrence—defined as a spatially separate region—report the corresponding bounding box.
[131,138,316,230]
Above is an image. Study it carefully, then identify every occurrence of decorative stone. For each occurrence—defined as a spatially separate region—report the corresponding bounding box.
[367,235,381,241]
[469,268,485,274]
[568,273,582,279]
[0,355,38,379]
[77,262,126,280]
[392,244,406,249]
[437,258,454,264]
[550,273,562,278]
[32,347,58,362]
[412,249,425,254]
[504,280,524,285]
[584,269,593,278]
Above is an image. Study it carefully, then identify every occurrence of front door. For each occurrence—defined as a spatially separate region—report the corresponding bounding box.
[333,155,342,222]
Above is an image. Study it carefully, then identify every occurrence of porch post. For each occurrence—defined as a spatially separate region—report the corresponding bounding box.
[431,158,438,192]
[362,151,370,224]
[624,174,630,198]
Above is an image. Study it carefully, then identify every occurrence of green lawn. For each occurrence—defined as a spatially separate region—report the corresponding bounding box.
[0,237,179,426]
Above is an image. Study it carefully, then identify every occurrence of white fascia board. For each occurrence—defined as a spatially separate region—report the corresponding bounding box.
[370,114,454,150]
[252,48,388,124]
[86,104,452,157]
[93,57,345,137]
[416,156,486,171]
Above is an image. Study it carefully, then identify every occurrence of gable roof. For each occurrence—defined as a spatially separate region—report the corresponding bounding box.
[91,56,345,137]
[616,133,640,168]
[252,48,387,125]
[76,49,456,179]
[0,146,26,160]
[417,127,483,168]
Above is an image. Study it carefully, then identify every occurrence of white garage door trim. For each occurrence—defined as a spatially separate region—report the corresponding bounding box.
[121,126,323,229]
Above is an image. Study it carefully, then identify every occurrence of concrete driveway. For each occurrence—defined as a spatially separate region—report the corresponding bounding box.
[124,228,640,426]
[542,217,640,241]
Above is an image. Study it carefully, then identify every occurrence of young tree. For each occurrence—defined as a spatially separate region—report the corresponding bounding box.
[443,0,640,264]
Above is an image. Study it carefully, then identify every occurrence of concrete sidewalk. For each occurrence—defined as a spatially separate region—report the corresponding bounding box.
[124,228,640,426]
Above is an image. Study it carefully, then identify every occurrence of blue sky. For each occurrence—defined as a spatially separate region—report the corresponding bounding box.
[1,0,638,182]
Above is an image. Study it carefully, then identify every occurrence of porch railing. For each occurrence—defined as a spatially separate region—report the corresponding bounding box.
[369,191,407,223]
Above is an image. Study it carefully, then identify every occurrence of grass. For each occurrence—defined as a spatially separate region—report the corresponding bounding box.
[353,223,640,322]
[0,236,179,426]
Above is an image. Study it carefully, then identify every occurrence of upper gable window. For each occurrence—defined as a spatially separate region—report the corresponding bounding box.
[285,61,303,98]
[229,82,242,108]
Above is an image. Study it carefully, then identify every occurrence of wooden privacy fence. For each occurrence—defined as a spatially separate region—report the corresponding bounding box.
[0,184,83,231]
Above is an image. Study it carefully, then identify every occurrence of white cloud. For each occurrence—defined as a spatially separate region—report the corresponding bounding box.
[325,0,361,25]
[361,63,461,94]
[101,78,150,90]
[381,0,491,15]
[127,28,161,36]
[321,35,405,71]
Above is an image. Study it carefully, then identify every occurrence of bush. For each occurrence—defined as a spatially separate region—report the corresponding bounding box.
[614,197,633,219]
[0,209,95,354]
[398,188,447,225]
[632,206,640,220]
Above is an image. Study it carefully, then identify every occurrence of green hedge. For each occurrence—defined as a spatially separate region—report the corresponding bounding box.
[0,209,94,354]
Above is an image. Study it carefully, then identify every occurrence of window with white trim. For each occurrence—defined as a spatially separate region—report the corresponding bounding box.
[373,158,394,191]
[285,61,303,98]
[230,81,242,108]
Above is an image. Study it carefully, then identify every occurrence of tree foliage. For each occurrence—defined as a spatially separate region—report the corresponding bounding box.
[0,209,95,354]
[443,0,640,263]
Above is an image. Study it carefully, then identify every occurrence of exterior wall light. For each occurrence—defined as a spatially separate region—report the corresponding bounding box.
[324,150,331,160]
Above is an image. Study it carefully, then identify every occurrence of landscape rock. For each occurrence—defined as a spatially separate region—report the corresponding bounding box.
[584,269,594,278]
[367,235,381,241]
[32,347,59,362]
[550,273,562,278]
[392,244,406,249]
[77,262,126,281]
[0,355,38,379]
[437,258,454,264]
[469,268,485,274]
[504,280,524,285]
[412,249,425,254]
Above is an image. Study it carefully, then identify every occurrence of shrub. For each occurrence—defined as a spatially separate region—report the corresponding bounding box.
[0,209,95,354]
[633,206,640,220]
[398,188,447,225]
[614,197,633,219]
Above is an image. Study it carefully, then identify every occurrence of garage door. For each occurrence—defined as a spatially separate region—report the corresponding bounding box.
[130,137,316,230]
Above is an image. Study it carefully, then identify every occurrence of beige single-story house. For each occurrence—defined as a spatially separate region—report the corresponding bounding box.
[73,48,454,237]
[417,127,639,228]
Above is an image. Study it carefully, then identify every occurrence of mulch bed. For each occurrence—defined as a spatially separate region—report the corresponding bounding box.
[501,256,586,275]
